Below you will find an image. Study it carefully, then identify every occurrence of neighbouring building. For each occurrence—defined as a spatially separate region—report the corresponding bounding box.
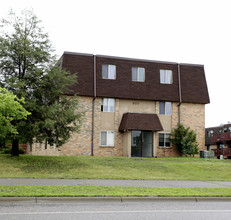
[28,52,210,157]
[205,124,231,159]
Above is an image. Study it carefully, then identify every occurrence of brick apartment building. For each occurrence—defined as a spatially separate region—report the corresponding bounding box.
[28,52,210,157]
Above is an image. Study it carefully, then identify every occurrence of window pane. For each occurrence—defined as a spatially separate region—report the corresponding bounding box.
[165,134,171,147]
[159,133,164,146]
[159,101,165,114]
[101,131,107,145]
[132,67,137,81]
[107,132,114,146]
[166,70,172,84]
[108,65,116,79]
[165,102,172,115]
[102,64,108,79]
[103,98,108,112]
[138,68,145,82]
[160,70,165,83]
[108,98,115,112]
[131,131,142,147]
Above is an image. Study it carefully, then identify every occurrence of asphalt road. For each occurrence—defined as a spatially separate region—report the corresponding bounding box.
[1,199,231,220]
[1,178,231,188]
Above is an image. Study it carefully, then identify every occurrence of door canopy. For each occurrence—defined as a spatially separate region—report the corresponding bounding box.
[119,113,163,132]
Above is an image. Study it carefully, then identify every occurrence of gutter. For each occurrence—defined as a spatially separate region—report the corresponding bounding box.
[177,64,182,124]
[91,55,97,156]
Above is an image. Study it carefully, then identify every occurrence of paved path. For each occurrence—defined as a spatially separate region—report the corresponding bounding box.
[1,178,231,188]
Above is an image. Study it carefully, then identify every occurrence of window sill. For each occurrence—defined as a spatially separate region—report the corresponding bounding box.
[102,78,116,80]
[100,145,115,148]
[132,80,145,83]
[158,147,172,149]
[101,111,115,113]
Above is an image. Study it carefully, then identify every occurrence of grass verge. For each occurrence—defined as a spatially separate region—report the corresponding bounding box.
[0,185,231,197]
[0,154,231,181]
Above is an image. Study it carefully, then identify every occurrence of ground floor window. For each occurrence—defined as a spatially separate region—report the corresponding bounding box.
[159,133,171,147]
[100,131,114,146]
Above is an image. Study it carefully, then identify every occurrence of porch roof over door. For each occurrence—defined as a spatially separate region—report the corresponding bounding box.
[119,113,163,132]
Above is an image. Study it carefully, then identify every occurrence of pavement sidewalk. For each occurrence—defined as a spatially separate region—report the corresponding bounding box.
[1,178,231,188]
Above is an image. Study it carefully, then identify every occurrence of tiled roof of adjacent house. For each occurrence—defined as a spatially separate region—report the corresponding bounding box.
[205,124,231,145]
[61,52,210,104]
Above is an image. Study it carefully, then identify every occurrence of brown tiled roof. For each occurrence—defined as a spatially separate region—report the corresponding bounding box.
[180,65,210,104]
[119,113,163,132]
[61,52,210,104]
[205,124,231,145]
[61,52,94,96]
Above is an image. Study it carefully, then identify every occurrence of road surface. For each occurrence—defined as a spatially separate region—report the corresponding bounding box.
[0,198,231,220]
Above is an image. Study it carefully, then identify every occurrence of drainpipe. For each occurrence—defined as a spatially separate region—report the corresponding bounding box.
[91,55,97,156]
[177,64,182,124]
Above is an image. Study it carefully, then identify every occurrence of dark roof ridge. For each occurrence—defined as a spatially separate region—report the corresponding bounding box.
[96,54,178,65]
[64,51,93,57]
[206,124,231,129]
[63,51,204,67]
[179,63,204,67]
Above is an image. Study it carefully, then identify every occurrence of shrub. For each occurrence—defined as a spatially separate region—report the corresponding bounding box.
[0,147,25,154]
[171,123,199,157]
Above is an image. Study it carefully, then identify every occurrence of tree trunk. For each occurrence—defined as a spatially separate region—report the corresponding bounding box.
[11,139,19,156]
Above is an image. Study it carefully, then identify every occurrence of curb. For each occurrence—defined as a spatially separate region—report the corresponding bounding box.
[1,197,231,204]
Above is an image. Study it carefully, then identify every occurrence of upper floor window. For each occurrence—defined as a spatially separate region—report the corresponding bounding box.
[100,131,114,146]
[159,101,172,115]
[159,133,171,148]
[207,130,214,137]
[102,64,116,79]
[132,67,145,82]
[101,98,115,112]
[160,69,173,84]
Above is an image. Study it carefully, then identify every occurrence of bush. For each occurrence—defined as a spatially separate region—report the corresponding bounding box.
[0,147,25,154]
[171,123,199,157]
[0,147,11,154]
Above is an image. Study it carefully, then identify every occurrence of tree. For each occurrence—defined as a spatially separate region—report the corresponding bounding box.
[170,123,199,157]
[0,88,30,149]
[0,10,83,156]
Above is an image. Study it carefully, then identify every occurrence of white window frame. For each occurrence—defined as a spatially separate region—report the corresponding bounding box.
[101,98,115,112]
[102,64,116,79]
[100,131,114,146]
[159,101,172,115]
[159,133,171,148]
[207,130,214,137]
[132,67,145,82]
[160,69,173,84]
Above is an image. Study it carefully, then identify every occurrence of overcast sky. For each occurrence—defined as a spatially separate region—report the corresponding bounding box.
[1,0,230,128]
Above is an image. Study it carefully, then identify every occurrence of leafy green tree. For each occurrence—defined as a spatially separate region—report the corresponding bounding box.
[170,123,199,157]
[0,10,83,156]
[0,88,30,139]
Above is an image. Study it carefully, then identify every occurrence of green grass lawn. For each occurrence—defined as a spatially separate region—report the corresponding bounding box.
[0,154,231,181]
[0,185,231,197]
